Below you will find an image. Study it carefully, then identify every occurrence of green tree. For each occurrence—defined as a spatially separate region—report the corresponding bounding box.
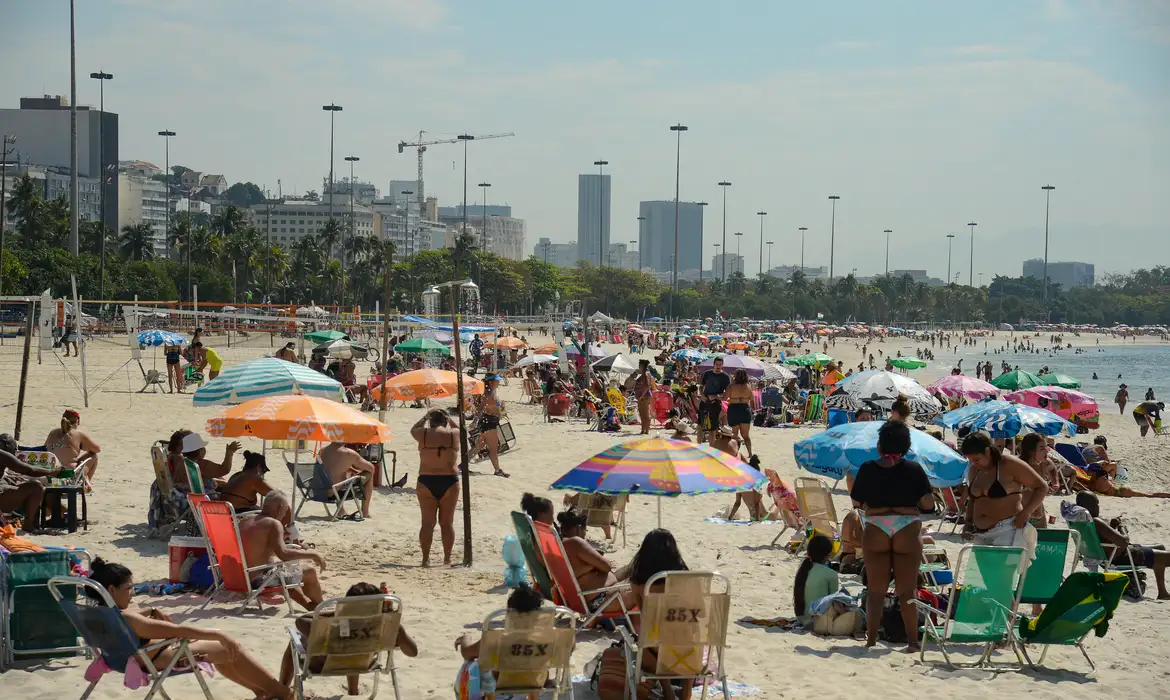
[119,223,156,261]
[223,182,266,208]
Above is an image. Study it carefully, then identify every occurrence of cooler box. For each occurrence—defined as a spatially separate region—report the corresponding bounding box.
[546,393,571,417]
[168,536,207,583]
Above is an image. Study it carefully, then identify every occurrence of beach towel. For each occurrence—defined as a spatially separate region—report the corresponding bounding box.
[703,517,779,526]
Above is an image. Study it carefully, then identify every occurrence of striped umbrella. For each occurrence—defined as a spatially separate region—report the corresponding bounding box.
[933,400,1075,438]
[550,437,765,526]
[193,357,342,406]
[137,330,188,347]
[927,375,1000,401]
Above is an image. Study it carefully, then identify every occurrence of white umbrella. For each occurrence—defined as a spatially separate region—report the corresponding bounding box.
[591,353,638,374]
[837,369,939,410]
[513,353,560,368]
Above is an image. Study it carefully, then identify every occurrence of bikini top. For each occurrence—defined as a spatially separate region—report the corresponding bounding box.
[422,429,454,455]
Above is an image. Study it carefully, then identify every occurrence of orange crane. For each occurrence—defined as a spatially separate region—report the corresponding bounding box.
[397,131,514,209]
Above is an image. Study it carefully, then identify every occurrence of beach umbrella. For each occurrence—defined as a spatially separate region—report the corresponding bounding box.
[934,400,1075,439]
[646,316,664,321]
[697,354,766,378]
[295,306,330,318]
[193,357,343,406]
[793,421,968,487]
[785,353,833,367]
[889,357,927,370]
[313,338,369,359]
[1041,373,1081,389]
[206,394,392,443]
[836,369,937,411]
[565,343,606,359]
[726,342,749,350]
[990,369,1044,391]
[137,330,188,347]
[762,364,797,382]
[533,343,558,354]
[304,329,347,344]
[824,392,863,411]
[395,337,452,356]
[512,353,559,369]
[592,353,638,374]
[1003,387,1099,426]
[671,349,706,362]
[549,437,765,526]
[485,337,527,350]
[927,375,1000,401]
[371,368,484,402]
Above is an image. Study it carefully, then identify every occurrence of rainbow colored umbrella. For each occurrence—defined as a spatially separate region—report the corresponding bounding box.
[550,437,765,526]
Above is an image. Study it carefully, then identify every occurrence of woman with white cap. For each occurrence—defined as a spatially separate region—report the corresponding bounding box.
[167,429,241,493]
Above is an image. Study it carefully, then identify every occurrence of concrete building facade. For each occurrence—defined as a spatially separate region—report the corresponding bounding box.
[638,200,704,274]
[577,173,611,266]
[1022,258,1095,289]
[533,238,578,267]
[118,174,168,254]
[248,199,375,247]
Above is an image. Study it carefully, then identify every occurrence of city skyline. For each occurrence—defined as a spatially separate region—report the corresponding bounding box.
[2,1,1168,281]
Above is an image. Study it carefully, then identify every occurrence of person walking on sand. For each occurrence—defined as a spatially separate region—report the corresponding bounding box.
[1115,384,1129,415]
[634,359,657,435]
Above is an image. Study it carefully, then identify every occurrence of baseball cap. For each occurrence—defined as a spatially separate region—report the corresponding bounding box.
[181,432,208,453]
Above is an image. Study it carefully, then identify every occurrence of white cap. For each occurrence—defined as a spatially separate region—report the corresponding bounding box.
[181,432,208,453]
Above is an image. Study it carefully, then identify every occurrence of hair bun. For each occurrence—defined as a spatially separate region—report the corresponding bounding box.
[91,557,108,572]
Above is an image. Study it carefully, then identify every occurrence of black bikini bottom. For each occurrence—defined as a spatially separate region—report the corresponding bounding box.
[417,474,459,500]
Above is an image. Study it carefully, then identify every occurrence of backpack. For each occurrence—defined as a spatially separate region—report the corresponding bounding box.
[590,644,651,700]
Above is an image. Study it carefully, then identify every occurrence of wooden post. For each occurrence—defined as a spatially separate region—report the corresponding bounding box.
[451,286,473,566]
[72,276,89,407]
[378,245,393,422]
[14,301,34,440]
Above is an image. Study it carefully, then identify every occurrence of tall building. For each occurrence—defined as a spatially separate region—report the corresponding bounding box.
[577,173,611,265]
[0,95,119,232]
[118,174,168,254]
[711,252,744,278]
[436,204,512,223]
[387,180,419,204]
[248,199,375,247]
[533,238,578,267]
[1023,259,1094,289]
[639,200,704,274]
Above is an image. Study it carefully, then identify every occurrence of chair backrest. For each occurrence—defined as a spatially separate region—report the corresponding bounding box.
[939,487,961,514]
[652,391,674,422]
[584,493,627,529]
[196,500,251,594]
[637,571,731,677]
[943,546,1026,642]
[477,606,577,694]
[510,512,554,599]
[1068,520,1109,562]
[310,462,344,502]
[1018,571,1128,643]
[794,478,838,537]
[187,493,211,538]
[1052,443,1088,468]
[1020,528,1080,604]
[48,577,141,674]
[306,594,403,675]
[531,520,588,615]
[184,459,206,495]
[150,444,174,494]
[606,387,626,412]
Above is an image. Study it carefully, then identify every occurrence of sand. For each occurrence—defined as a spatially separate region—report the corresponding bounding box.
[1,329,1168,699]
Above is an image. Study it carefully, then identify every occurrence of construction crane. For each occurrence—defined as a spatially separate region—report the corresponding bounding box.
[397,131,515,209]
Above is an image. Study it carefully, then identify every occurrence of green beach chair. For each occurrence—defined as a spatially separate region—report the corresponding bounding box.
[1019,528,1081,608]
[1067,520,1143,598]
[1015,571,1128,674]
[915,545,1027,669]
[510,511,554,601]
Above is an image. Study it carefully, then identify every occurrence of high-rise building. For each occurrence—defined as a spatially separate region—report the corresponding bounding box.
[533,238,577,267]
[118,175,168,254]
[1022,259,1094,289]
[711,252,744,277]
[0,95,119,232]
[248,199,375,247]
[639,200,704,274]
[577,173,611,265]
[387,180,419,205]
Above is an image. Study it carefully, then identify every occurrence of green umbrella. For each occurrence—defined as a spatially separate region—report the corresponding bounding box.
[395,337,452,356]
[990,369,1044,391]
[1042,373,1081,389]
[890,357,928,370]
[304,329,347,344]
[786,353,834,367]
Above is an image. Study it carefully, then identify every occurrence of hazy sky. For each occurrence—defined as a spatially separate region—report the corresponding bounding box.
[3,0,1168,281]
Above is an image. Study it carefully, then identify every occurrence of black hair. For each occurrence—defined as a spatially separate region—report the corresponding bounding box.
[506,582,544,613]
[890,394,911,419]
[956,426,972,440]
[959,431,1000,463]
[733,369,748,385]
[1093,435,1108,447]
[426,410,450,428]
[1076,490,1100,518]
[1018,433,1045,463]
[242,450,266,471]
[87,557,132,604]
[748,454,762,470]
[556,509,588,533]
[167,429,193,455]
[346,582,380,597]
[192,341,203,348]
[629,529,688,585]
[793,534,834,618]
[877,420,912,456]
[521,493,553,521]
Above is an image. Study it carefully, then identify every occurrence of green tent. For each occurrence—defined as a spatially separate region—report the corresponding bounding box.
[991,369,1044,391]
[890,357,927,370]
[304,329,347,343]
[1042,373,1082,389]
[395,337,452,356]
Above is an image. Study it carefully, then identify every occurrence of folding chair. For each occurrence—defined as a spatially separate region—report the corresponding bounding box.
[48,576,214,700]
[288,593,405,700]
[1015,570,1129,674]
[196,500,303,614]
[617,571,732,700]
[510,512,555,600]
[149,443,191,539]
[1,550,91,669]
[606,387,633,424]
[915,545,1028,669]
[532,520,634,630]
[137,360,166,393]
[477,606,578,700]
[777,477,840,551]
[651,390,674,427]
[1019,528,1081,609]
[584,493,628,547]
[936,487,964,534]
[1067,520,1144,597]
[284,453,364,520]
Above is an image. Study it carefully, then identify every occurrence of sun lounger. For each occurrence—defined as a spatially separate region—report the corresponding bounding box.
[1067,520,1143,598]
[1015,570,1128,674]
[137,360,166,393]
[777,477,840,552]
[477,606,578,700]
[531,520,634,630]
[196,500,303,614]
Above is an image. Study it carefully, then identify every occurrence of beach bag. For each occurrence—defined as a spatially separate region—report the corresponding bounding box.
[1123,571,1146,601]
[590,644,650,700]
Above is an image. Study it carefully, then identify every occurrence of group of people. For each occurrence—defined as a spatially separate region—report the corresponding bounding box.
[161,328,224,394]
[0,410,101,532]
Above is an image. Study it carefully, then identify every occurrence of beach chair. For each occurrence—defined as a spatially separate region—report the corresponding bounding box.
[803,394,825,423]
[184,364,204,387]
[651,390,674,427]
[1052,443,1096,489]
[617,571,732,700]
[785,478,839,551]
[510,512,555,600]
[196,500,303,614]
[935,487,964,534]
[531,520,634,630]
[137,360,166,393]
[606,387,633,424]
[1019,528,1081,608]
[1,550,91,669]
[915,545,1028,669]
[1067,520,1143,597]
[1015,570,1129,674]
[287,593,405,700]
[150,443,191,539]
[284,455,364,520]
[477,605,578,700]
[47,576,215,700]
[584,493,628,547]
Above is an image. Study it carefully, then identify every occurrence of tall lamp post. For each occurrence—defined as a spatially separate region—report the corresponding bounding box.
[628,240,637,270]
[696,201,707,281]
[766,240,774,273]
[636,215,646,271]
[90,70,113,301]
[798,227,807,272]
[157,130,180,298]
[946,234,956,286]
[321,104,342,221]
[967,221,977,286]
[827,195,840,282]
[756,211,767,277]
[398,189,414,309]
[343,155,360,304]
[593,160,608,267]
[1041,184,1055,318]
[883,229,892,276]
[479,182,491,254]
[457,135,475,259]
[717,181,731,282]
[733,232,744,293]
[668,123,687,319]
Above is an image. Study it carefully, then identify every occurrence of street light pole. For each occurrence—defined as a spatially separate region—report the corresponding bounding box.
[946,234,956,286]
[883,229,892,276]
[343,155,359,305]
[458,135,475,277]
[628,240,637,270]
[593,160,608,268]
[798,227,807,272]
[717,181,731,282]
[158,130,179,297]
[827,195,840,282]
[766,240,774,273]
[479,182,491,255]
[636,215,646,272]
[321,104,342,221]
[1041,185,1055,318]
[399,189,414,308]
[967,221,977,286]
[69,0,79,257]
[90,70,113,301]
[668,124,687,319]
[756,211,767,277]
[696,201,707,281]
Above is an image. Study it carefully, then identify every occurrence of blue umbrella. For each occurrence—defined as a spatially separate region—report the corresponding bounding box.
[671,349,706,362]
[793,421,969,487]
[138,330,188,347]
[646,316,664,321]
[933,400,1075,439]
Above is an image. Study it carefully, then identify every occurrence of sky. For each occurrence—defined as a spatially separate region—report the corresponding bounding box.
[2,0,1169,282]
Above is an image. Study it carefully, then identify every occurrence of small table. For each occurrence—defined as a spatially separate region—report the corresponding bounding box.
[39,485,88,533]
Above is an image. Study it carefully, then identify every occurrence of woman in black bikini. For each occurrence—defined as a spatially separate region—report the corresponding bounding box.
[412,409,461,567]
[725,369,756,456]
[164,342,185,394]
[473,374,509,477]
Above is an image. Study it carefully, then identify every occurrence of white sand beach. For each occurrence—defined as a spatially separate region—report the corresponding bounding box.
[2,330,1168,699]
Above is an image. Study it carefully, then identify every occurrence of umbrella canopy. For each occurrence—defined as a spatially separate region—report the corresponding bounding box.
[836,369,935,409]
[295,306,330,318]
[793,421,968,487]
[550,437,764,497]
[592,354,638,374]
[1041,373,1081,389]
[990,369,1044,391]
[697,354,766,378]
[565,343,606,358]
[1003,387,1099,425]
[513,353,559,369]
[137,330,188,347]
[486,337,527,350]
[786,353,833,367]
[671,349,706,362]
[313,338,369,359]
[304,329,347,344]
[371,369,484,402]
[533,343,558,354]
[395,337,452,356]
[762,364,797,382]
[726,342,749,350]
[193,357,342,406]
[206,395,392,443]
[934,400,1075,439]
[927,375,1000,401]
[889,357,927,370]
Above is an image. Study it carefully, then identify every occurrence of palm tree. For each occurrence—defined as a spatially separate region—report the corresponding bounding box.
[316,218,344,260]
[168,212,195,263]
[43,195,71,250]
[211,204,246,240]
[119,222,156,261]
[452,231,478,279]
[788,269,809,296]
[79,220,115,256]
[223,226,263,301]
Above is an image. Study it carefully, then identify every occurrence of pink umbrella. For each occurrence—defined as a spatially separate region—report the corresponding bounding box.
[1003,387,1100,428]
[927,375,1000,400]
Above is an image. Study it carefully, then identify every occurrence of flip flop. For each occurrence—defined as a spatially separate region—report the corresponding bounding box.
[341,512,364,522]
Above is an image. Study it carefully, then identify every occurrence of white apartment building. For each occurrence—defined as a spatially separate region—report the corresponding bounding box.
[711,252,744,278]
[249,199,375,247]
[118,174,169,254]
[478,215,526,261]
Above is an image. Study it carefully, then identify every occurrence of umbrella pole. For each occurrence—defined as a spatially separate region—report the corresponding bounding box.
[657,496,662,529]
[451,292,473,567]
[291,446,299,520]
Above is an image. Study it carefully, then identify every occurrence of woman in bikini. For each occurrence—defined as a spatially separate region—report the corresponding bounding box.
[411,409,460,567]
[959,432,1046,554]
[44,409,101,484]
[164,341,185,393]
[556,510,624,592]
[215,450,272,512]
[850,420,934,651]
[472,374,509,477]
[725,369,756,456]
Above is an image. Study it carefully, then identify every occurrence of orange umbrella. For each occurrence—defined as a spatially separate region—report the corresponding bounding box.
[206,395,391,444]
[370,369,485,402]
[534,343,558,354]
[726,342,749,350]
[485,337,526,350]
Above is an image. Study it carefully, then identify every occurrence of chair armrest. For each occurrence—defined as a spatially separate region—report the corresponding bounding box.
[333,474,364,489]
[910,599,946,618]
[287,625,306,655]
[582,582,631,596]
[616,624,638,652]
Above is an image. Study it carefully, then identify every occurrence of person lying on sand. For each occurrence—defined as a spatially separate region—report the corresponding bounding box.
[1077,492,1170,599]
[238,492,327,610]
